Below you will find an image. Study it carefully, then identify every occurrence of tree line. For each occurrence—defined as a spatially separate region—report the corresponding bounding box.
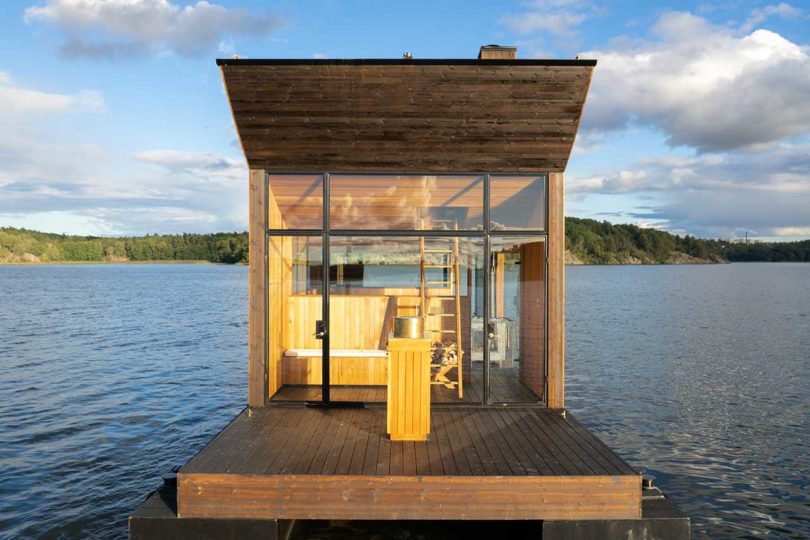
[2,222,808,265]
[0,228,248,264]
[565,217,810,263]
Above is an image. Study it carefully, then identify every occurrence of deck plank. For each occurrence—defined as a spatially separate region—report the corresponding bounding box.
[375,411,392,475]
[304,409,343,474]
[505,409,566,475]
[348,407,374,475]
[361,410,383,475]
[449,409,485,475]
[333,408,363,474]
[564,413,639,475]
[533,412,601,475]
[181,407,639,479]
[496,409,551,475]
[432,412,459,475]
[459,408,505,475]
[521,409,585,475]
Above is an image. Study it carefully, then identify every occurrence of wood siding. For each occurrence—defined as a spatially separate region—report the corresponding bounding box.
[179,473,639,520]
[547,172,565,408]
[220,62,594,173]
[248,169,267,407]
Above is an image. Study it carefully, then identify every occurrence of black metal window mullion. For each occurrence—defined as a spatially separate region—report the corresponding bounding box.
[322,173,330,405]
[264,171,271,405]
[483,174,491,405]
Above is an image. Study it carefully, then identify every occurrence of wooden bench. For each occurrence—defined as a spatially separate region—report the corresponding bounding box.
[284,349,387,358]
[282,348,388,386]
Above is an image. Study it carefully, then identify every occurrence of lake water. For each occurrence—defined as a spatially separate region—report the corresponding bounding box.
[0,263,808,538]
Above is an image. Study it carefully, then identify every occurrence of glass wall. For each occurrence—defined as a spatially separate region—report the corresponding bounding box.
[488,237,546,403]
[330,174,484,231]
[266,173,547,405]
[490,175,546,230]
[267,235,323,401]
[268,174,323,230]
[328,236,484,403]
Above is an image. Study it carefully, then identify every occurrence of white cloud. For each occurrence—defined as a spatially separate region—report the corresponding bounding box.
[24,0,283,59]
[0,69,247,235]
[501,0,592,36]
[772,226,810,236]
[0,71,104,113]
[742,2,803,32]
[0,210,120,236]
[136,149,242,174]
[0,144,248,234]
[568,142,810,238]
[580,12,810,152]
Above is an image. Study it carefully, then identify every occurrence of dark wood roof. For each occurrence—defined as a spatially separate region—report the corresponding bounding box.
[219,59,595,173]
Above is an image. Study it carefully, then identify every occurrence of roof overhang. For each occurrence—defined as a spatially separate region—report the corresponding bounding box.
[218,58,596,173]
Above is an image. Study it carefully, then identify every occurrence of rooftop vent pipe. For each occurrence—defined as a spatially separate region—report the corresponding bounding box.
[478,44,517,59]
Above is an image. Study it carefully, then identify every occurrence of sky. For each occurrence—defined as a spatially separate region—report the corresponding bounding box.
[0,1,808,241]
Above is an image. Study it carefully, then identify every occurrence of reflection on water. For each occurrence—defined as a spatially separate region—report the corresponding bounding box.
[0,263,808,538]
[0,265,247,538]
[566,263,810,539]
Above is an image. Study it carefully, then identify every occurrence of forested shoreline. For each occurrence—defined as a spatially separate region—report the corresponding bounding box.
[565,218,810,264]
[1,222,808,265]
[0,228,247,264]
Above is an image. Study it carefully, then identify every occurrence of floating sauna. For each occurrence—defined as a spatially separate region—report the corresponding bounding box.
[130,46,690,539]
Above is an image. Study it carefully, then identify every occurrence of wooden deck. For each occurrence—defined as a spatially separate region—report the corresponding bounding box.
[178,406,640,521]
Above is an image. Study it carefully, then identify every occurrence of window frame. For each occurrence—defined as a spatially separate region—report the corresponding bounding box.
[266,171,549,407]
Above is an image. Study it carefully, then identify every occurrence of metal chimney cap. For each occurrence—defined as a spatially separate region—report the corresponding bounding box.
[402,51,413,60]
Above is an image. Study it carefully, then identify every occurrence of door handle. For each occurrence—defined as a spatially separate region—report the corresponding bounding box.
[314,320,327,339]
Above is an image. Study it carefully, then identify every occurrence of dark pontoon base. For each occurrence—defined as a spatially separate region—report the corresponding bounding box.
[543,487,690,539]
[130,484,689,539]
[129,485,293,540]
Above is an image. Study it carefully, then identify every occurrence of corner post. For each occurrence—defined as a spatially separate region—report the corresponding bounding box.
[547,172,565,408]
[248,169,267,407]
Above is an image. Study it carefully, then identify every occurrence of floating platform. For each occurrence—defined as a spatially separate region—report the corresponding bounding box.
[131,469,689,539]
[175,405,640,521]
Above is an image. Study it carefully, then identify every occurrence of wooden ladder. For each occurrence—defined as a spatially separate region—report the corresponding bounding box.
[419,224,463,399]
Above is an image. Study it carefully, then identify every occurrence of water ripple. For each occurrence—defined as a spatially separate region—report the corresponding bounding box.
[1,263,808,538]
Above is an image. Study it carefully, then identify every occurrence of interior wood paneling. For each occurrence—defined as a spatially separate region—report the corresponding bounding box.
[519,240,545,398]
[282,356,388,386]
[281,295,392,386]
[268,235,294,397]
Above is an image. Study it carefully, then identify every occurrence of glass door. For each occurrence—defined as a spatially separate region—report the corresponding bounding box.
[326,235,485,404]
[487,236,546,403]
[266,173,326,403]
[267,235,325,402]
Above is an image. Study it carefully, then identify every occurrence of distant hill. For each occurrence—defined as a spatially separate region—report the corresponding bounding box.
[1,223,808,265]
[0,228,247,264]
[565,217,810,264]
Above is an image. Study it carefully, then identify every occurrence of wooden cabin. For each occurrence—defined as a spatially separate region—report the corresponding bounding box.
[173,46,647,525]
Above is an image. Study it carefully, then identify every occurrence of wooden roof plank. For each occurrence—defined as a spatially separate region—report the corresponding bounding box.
[220,61,594,173]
